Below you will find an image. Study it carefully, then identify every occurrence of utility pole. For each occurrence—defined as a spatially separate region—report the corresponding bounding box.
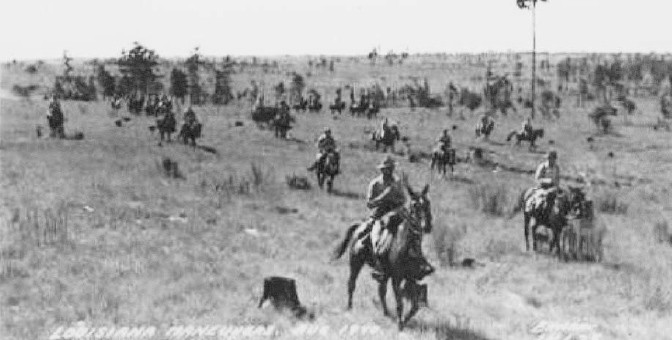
[517,0,547,119]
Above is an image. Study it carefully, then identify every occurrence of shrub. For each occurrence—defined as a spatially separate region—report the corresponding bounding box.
[432,223,466,266]
[595,189,628,214]
[286,174,311,190]
[468,182,513,216]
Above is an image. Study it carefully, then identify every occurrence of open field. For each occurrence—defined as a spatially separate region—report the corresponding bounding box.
[2,55,672,340]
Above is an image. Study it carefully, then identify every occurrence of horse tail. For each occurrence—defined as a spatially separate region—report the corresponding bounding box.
[331,223,359,261]
[506,131,516,142]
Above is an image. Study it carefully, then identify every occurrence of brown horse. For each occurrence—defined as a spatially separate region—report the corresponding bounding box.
[332,184,433,330]
[430,147,456,175]
[316,151,339,192]
[506,128,544,148]
[372,125,400,152]
[511,187,572,254]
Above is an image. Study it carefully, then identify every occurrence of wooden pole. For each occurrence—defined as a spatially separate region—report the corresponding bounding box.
[531,0,537,119]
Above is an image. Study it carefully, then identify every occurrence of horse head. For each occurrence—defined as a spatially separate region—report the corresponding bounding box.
[537,128,545,138]
[406,184,432,234]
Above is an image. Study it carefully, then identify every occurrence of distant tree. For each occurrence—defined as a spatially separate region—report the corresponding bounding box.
[117,42,160,96]
[96,65,116,100]
[169,68,188,104]
[274,82,286,102]
[87,76,97,101]
[185,47,204,105]
[63,51,73,77]
[212,61,234,105]
[289,73,305,105]
[116,75,134,97]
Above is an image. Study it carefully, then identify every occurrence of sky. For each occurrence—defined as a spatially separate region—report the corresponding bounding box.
[0,0,669,61]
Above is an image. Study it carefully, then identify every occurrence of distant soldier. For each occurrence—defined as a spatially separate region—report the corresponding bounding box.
[437,129,452,153]
[307,127,340,173]
[528,151,562,214]
[520,117,533,138]
[183,106,198,127]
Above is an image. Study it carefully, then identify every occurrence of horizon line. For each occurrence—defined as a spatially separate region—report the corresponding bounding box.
[5,50,672,64]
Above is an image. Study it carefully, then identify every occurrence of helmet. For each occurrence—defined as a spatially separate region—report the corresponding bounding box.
[547,150,558,160]
[324,127,331,133]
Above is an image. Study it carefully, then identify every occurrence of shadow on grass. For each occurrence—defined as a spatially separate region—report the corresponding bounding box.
[405,318,492,340]
[196,145,218,154]
[330,188,364,200]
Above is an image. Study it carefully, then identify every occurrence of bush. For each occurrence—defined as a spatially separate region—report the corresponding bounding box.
[286,174,311,190]
[432,223,466,266]
[468,183,513,216]
[653,220,671,244]
[595,189,628,214]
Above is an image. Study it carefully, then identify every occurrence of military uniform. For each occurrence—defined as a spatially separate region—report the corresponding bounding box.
[528,152,561,213]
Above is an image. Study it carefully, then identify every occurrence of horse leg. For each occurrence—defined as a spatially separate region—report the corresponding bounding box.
[347,256,365,310]
[391,277,405,330]
[378,275,391,317]
[327,175,334,193]
[524,213,531,252]
[403,282,420,324]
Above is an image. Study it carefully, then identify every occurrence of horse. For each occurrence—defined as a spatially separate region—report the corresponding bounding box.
[511,186,572,255]
[156,113,177,145]
[475,118,495,139]
[110,97,122,110]
[252,107,280,128]
[372,126,400,152]
[367,103,380,120]
[127,95,144,115]
[349,102,367,117]
[331,184,433,330]
[316,151,339,192]
[308,101,322,113]
[506,128,544,148]
[178,122,202,147]
[272,113,294,139]
[430,148,456,175]
[329,101,346,115]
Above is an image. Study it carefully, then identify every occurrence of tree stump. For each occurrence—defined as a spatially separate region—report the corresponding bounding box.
[258,276,309,318]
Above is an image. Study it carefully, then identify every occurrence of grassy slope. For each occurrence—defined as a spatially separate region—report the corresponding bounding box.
[1,57,672,340]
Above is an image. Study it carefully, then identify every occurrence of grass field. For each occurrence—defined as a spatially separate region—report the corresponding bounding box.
[2,55,672,340]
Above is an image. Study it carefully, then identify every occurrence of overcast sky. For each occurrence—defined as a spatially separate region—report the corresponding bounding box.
[0,0,669,61]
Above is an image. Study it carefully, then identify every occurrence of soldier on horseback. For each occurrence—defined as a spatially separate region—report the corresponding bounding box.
[520,117,533,139]
[437,129,452,152]
[183,106,198,127]
[363,156,434,280]
[529,151,561,216]
[46,94,65,138]
[307,127,340,173]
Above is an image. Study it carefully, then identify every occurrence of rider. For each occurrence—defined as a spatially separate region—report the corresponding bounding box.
[532,150,561,215]
[307,127,340,173]
[437,129,452,153]
[520,117,533,138]
[479,113,493,130]
[47,94,65,138]
[183,106,198,127]
[364,155,434,280]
